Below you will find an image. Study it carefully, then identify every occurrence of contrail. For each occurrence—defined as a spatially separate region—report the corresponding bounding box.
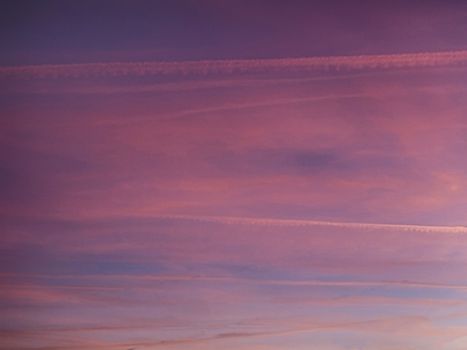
[155,214,467,234]
[1,50,467,79]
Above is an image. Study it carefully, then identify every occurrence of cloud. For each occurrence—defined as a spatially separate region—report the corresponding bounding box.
[152,214,467,234]
[19,315,461,350]
[1,50,467,79]
[9,272,467,292]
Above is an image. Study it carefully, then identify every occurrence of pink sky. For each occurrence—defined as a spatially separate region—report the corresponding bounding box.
[1,1,467,349]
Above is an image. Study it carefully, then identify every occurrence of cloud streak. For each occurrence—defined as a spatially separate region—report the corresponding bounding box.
[23,274,467,291]
[9,272,467,291]
[2,50,467,79]
[153,214,467,234]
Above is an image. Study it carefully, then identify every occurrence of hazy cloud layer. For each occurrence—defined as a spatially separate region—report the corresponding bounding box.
[2,1,467,349]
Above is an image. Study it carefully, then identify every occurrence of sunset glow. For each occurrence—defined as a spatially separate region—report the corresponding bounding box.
[2,1,467,349]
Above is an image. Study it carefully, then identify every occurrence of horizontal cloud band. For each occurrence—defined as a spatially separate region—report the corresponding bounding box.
[155,214,467,234]
[2,50,467,79]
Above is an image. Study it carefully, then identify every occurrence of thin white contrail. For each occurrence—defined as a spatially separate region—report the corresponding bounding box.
[1,50,467,79]
[155,214,467,234]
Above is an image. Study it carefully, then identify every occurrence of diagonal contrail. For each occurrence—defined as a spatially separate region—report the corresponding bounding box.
[154,214,467,234]
[1,50,467,79]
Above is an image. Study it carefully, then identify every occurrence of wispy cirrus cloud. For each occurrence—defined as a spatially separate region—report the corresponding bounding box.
[1,50,467,79]
[5,315,463,350]
[7,273,467,291]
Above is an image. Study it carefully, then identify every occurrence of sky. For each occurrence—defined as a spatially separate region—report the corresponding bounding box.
[1,1,467,349]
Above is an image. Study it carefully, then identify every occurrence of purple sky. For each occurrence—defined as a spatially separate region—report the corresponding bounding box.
[1,1,467,349]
